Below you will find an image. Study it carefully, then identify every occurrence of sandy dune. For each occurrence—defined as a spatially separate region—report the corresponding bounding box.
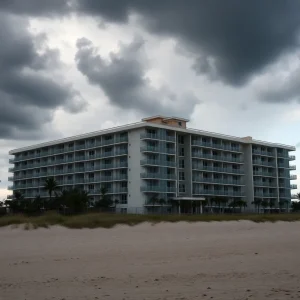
[1,221,300,300]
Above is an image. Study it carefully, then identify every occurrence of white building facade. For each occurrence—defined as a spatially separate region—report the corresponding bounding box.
[8,116,297,213]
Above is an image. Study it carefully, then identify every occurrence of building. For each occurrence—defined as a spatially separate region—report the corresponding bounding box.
[8,116,297,213]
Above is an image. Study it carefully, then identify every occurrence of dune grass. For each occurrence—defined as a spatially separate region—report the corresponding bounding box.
[1,212,300,229]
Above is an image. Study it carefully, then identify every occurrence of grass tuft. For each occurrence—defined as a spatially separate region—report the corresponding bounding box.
[1,212,300,230]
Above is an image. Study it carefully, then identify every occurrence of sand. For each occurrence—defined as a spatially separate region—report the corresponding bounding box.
[0,221,300,300]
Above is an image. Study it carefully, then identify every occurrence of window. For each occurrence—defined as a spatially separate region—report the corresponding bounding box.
[120,194,127,204]
[179,148,184,156]
[178,135,184,144]
[89,150,95,156]
[178,121,182,126]
[179,171,185,180]
[88,184,94,190]
[121,182,127,188]
[179,184,185,193]
[179,159,185,168]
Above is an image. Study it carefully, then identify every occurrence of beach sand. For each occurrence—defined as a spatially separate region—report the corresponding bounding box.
[1,221,300,300]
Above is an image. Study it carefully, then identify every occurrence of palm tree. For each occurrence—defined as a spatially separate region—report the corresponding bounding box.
[44,177,58,202]
[158,198,166,214]
[213,198,222,213]
[220,197,228,213]
[269,199,275,213]
[236,199,247,212]
[297,193,300,201]
[228,199,237,212]
[252,199,262,213]
[261,199,269,214]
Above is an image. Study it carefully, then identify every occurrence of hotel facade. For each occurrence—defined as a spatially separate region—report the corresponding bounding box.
[8,116,297,213]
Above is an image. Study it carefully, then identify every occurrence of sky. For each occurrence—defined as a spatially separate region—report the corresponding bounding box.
[1,0,300,199]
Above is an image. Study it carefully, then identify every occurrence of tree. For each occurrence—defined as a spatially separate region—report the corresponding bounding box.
[269,199,275,213]
[55,189,89,214]
[44,177,58,203]
[297,193,300,201]
[252,199,262,213]
[228,199,238,212]
[94,186,113,210]
[261,199,269,213]
[235,199,247,212]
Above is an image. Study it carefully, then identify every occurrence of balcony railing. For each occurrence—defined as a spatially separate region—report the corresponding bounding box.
[192,178,243,185]
[289,155,296,161]
[191,140,242,152]
[252,149,274,156]
[253,170,276,177]
[140,132,176,142]
[141,173,176,180]
[192,165,244,174]
[254,181,277,187]
[192,153,243,163]
[141,186,176,193]
[193,190,244,197]
[290,175,297,180]
[141,146,176,154]
[289,165,296,170]
[254,192,278,198]
[141,159,176,167]
[252,160,276,167]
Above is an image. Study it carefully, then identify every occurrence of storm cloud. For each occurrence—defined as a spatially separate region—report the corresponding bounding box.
[74,0,300,86]
[75,36,198,116]
[0,13,86,139]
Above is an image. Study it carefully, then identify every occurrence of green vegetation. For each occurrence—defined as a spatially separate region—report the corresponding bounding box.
[1,212,300,230]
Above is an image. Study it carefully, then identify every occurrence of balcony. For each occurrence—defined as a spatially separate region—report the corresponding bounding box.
[192,140,242,152]
[114,187,128,193]
[140,132,176,142]
[291,184,298,189]
[75,144,86,151]
[254,192,278,198]
[193,190,244,197]
[141,145,175,154]
[289,165,296,170]
[115,136,128,144]
[277,162,290,168]
[141,159,176,167]
[193,165,244,174]
[141,186,176,193]
[252,159,276,167]
[193,178,243,185]
[8,167,15,172]
[289,155,296,161]
[252,149,274,156]
[192,153,243,163]
[115,149,128,156]
[254,181,277,187]
[290,174,297,180]
[141,173,176,180]
[253,170,276,177]
[8,176,13,181]
[280,193,292,199]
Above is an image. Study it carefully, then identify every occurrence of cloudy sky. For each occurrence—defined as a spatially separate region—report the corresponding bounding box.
[1,0,300,199]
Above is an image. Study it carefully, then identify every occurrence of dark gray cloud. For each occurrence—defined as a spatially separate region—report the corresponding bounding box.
[0,0,71,16]
[74,0,300,86]
[258,66,300,104]
[0,13,86,139]
[75,36,198,117]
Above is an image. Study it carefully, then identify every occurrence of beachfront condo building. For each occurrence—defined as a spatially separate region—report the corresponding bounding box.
[8,116,297,213]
